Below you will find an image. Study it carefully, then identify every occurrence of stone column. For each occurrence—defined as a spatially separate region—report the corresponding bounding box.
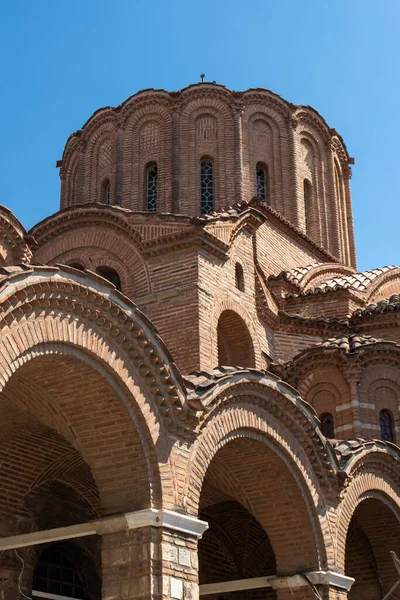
[343,166,357,269]
[286,116,302,228]
[171,105,181,213]
[326,139,341,261]
[232,100,244,205]
[101,511,207,600]
[161,529,198,600]
[342,363,363,437]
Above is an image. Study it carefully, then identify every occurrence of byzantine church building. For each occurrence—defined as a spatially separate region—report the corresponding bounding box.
[0,82,399,600]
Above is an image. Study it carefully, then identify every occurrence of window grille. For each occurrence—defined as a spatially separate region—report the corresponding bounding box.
[33,547,86,600]
[200,159,214,214]
[256,165,267,202]
[147,164,158,212]
[380,409,394,442]
[320,412,334,439]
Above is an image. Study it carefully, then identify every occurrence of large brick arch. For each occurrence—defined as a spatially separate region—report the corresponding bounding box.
[0,267,191,515]
[183,376,339,572]
[31,208,151,297]
[335,451,400,571]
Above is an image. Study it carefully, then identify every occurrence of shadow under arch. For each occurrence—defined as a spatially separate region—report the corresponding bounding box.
[344,491,400,600]
[217,309,256,368]
[0,345,160,517]
[196,428,324,581]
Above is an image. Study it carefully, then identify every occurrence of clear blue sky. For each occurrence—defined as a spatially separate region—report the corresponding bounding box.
[0,0,399,271]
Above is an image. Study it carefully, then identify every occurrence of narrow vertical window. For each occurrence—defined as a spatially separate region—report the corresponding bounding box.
[304,179,312,234]
[102,179,111,205]
[200,159,214,214]
[147,163,158,212]
[256,164,268,202]
[380,409,395,442]
[320,412,334,439]
[235,263,245,292]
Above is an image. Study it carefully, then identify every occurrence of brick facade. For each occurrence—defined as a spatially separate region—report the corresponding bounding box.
[0,83,399,600]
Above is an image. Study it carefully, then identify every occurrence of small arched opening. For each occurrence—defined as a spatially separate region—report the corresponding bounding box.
[320,412,335,439]
[95,266,122,292]
[345,497,400,599]
[217,310,255,368]
[380,409,395,443]
[68,262,85,271]
[101,179,111,206]
[303,178,313,237]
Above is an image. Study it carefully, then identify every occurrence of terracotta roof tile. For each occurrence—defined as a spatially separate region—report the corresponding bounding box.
[332,438,399,468]
[280,265,399,298]
[353,293,400,317]
[316,332,381,352]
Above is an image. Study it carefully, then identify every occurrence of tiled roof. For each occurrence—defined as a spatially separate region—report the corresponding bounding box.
[184,366,257,398]
[316,333,381,352]
[309,266,398,293]
[277,265,399,298]
[269,263,322,286]
[353,293,400,317]
[332,438,399,469]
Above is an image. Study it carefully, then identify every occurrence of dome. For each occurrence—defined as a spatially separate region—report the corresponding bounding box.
[58,83,355,266]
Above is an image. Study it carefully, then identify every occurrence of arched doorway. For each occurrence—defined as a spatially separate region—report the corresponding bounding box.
[217,310,255,368]
[345,496,400,599]
[198,436,321,599]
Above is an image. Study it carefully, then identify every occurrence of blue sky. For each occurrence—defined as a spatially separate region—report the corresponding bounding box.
[0,0,399,271]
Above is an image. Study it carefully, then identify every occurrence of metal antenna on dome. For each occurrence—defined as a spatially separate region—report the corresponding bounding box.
[381,552,400,600]
[200,74,205,82]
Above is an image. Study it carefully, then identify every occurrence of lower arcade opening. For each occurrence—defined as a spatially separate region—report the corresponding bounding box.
[197,435,320,599]
[345,496,400,600]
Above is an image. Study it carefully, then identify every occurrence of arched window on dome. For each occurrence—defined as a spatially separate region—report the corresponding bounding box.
[146,163,158,212]
[303,179,313,236]
[320,412,335,439]
[68,262,85,271]
[235,263,245,292]
[380,409,395,442]
[200,158,214,214]
[96,266,122,292]
[256,163,269,203]
[101,178,111,205]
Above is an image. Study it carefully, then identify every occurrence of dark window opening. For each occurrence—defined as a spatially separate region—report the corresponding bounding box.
[102,179,111,205]
[235,263,245,292]
[256,164,268,203]
[68,263,85,271]
[320,412,335,439]
[380,409,395,442]
[33,546,86,600]
[304,179,313,235]
[147,163,158,212]
[200,159,214,214]
[96,266,122,292]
